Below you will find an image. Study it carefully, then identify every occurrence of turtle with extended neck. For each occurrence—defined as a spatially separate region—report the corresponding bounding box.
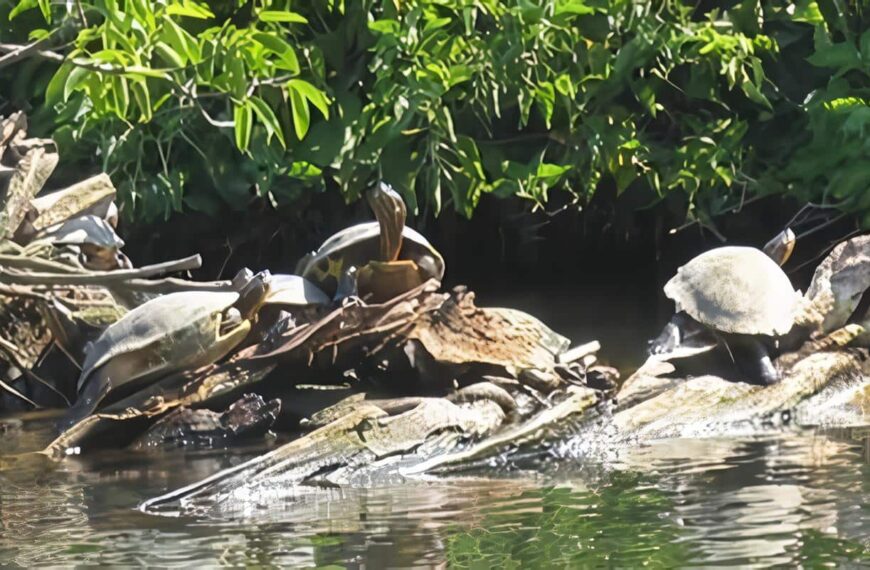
[296,182,445,302]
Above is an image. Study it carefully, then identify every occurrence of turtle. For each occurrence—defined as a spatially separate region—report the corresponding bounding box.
[60,286,267,431]
[296,182,445,301]
[32,214,131,270]
[649,229,802,385]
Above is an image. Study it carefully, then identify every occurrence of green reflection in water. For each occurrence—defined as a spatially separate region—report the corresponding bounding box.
[446,473,693,568]
[444,472,870,569]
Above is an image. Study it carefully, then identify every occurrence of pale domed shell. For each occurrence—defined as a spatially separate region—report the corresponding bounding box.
[664,246,801,336]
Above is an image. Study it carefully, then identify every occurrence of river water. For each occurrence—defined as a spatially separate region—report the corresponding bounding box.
[1,282,868,567]
[0,417,867,567]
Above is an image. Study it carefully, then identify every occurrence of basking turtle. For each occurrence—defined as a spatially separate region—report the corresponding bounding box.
[32,214,130,270]
[61,285,268,431]
[650,229,801,385]
[296,182,445,301]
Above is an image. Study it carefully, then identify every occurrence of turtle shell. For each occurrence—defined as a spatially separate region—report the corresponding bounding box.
[664,246,801,336]
[39,214,124,249]
[77,291,241,393]
[296,222,445,297]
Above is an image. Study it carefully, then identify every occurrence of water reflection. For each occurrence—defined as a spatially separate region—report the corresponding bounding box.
[1,416,867,567]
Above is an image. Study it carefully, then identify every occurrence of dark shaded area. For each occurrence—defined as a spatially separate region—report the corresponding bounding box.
[121,190,859,371]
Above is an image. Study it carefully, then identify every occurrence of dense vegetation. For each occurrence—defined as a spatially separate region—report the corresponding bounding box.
[0,1,868,228]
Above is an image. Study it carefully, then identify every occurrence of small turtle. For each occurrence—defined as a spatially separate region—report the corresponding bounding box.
[60,287,266,431]
[33,214,130,270]
[296,182,445,301]
[650,229,801,385]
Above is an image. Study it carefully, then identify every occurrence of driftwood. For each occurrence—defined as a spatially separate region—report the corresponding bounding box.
[140,397,510,514]
[131,394,281,450]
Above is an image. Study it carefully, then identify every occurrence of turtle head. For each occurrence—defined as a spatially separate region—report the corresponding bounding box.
[801,234,870,332]
[762,228,796,266]
[366,181,406,262]
[233,270,273,320]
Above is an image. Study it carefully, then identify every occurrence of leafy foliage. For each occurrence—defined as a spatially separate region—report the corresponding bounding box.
[1,1,869,226]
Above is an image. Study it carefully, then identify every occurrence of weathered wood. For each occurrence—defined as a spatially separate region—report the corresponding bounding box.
[611,326,869,440]
[400,290,570,371]
[26,173,116,232]
[1,141,58,239]
[140,397,507,514]
[0,254,202,286]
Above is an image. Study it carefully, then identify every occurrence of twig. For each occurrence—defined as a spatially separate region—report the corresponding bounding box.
[0,254,89,274]
[121,277,235,294]
[0,283,49,301]
[788,229,862,273]
[0,255,202,286]
[0,41,53,70]
[794,213,848,241]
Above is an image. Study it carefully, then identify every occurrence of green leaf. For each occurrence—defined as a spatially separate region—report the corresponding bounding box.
[860,29,870,62]
[130,80,152,121]
[124,66,170,80]
[287,79,329,119]
[227,54,247,99]
[537,163,571,179]
[249,96,286,147]
[163,17,200,63]
[368,19,400,35]
[154,41,185,67]
[792,0,824,24]
[37,0,50,23]
[234,100,253,152]
[165,0,214,19]
[64,66,90,101]
[741,81,772,110]
[288,84,310,140]
[45,63,73,106]
[807,42,860,69]
[9,0,37,20]
[535,81,555,128]
[28,28,49,40]
[258,10,308,23]
[111,76,130,117]
[555,0,595,16]
[253,32,300,74]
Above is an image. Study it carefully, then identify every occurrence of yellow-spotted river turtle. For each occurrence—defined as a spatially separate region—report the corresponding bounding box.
[296,182,445,301]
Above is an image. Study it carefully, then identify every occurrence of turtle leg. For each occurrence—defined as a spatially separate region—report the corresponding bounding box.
[57,376,110,433]
[648,312,713,357]
[732,337,780,386]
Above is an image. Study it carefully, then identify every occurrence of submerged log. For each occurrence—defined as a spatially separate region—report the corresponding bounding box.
[140,397,510,514]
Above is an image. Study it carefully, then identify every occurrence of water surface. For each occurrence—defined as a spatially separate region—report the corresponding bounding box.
[1,417,867,567]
